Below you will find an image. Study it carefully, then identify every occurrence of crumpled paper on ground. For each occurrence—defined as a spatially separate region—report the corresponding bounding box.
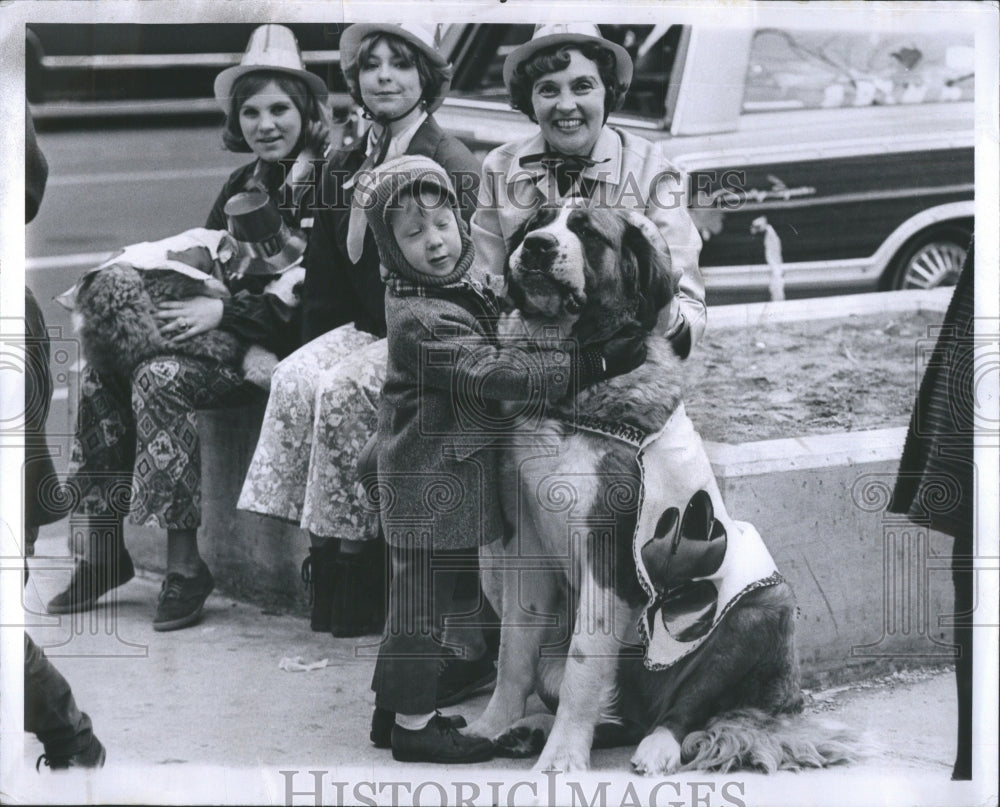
[279,656,329,672]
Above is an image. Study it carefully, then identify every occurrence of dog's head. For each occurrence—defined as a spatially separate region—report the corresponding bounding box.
[506,202,675,341]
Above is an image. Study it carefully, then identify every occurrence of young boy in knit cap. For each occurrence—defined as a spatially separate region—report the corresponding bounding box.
[358,155,646,763]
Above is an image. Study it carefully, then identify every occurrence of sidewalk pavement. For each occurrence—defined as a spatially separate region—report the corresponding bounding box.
[9,530,989,807]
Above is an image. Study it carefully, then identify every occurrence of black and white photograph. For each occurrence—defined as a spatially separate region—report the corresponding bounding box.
[1,1,997,804]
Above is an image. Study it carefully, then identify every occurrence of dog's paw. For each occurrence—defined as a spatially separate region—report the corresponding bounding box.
[631,727,682,776]
[494,713,554,758]
[495,726,546,758]
[534,740,591,774]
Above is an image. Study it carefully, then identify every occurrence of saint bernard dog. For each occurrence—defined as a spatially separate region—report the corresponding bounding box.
[463,201,859,775]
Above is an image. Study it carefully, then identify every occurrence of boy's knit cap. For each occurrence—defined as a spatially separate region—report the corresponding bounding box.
[353,154,474,286]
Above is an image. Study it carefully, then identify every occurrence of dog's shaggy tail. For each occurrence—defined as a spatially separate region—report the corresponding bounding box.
[677,708,865,774]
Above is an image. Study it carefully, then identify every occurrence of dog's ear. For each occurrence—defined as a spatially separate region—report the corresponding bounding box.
[622,215,675,331]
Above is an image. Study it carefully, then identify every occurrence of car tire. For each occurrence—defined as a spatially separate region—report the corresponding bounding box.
[887,226,971,290]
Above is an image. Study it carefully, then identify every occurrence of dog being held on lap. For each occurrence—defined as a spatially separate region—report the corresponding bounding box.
[58,192,306,387]
[461,199,862,775]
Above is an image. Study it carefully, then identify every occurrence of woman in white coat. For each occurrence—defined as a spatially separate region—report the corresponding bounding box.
[472,23,707,357]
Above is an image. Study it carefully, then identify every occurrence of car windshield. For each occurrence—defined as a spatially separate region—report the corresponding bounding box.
[450,23,684,122]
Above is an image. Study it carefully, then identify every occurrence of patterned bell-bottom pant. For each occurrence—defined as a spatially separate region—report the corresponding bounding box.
[65,355,244,530]
[237,324,385,542]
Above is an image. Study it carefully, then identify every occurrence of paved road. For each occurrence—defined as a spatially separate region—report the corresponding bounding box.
[27,123,248,342]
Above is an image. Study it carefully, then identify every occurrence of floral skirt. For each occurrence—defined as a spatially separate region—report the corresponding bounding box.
[237,325,386,541]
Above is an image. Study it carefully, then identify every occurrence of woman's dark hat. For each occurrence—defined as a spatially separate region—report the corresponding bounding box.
[339,23,452,113]
[214,24,329,108]
[503,23,633,93]
[223,191,307,276]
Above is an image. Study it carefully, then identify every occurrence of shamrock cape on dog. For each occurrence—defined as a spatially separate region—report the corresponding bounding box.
[571,403,783,670]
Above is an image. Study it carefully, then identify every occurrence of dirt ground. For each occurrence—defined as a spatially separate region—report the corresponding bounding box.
[684,309,946,443]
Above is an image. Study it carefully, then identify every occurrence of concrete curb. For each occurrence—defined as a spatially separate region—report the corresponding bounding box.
[102,288,958,682]
[707,286,952,329]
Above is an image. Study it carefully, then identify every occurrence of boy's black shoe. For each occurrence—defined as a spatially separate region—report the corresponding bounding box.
[36,735,106,771]
[390,714,494,764]
[436,655,497,707]
[47,554,135,615]
[370,707,466,749]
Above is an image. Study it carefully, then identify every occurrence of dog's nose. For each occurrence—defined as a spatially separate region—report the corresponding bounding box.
[522,231,559,258]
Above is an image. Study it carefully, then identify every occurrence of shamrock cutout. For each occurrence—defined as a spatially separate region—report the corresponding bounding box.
[641,490,728,643]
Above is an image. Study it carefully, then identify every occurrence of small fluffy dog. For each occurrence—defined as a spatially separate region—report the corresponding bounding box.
[464,202,858,775]
[61,227,302,385]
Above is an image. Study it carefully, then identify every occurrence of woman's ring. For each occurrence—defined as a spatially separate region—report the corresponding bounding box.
[177,318,188,330]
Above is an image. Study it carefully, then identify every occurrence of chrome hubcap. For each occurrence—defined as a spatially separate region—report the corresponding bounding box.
[902,242,967,289]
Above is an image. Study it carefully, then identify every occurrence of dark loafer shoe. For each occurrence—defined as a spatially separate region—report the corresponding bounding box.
[390,714,493,764]
[47,554,135,615]
[370,707,467,749]
[436,655,497,708]
[153,562,215,632]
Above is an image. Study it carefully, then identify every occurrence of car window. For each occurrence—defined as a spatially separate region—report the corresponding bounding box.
[742,28,975,112]
[455,23,683,120]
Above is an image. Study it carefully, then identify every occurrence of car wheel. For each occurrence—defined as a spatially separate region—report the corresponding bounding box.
[889,227,970,290]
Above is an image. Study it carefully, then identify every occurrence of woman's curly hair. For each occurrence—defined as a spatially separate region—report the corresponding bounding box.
[221,71,326,155]
[341,32,452,115]
[508,42,629,124]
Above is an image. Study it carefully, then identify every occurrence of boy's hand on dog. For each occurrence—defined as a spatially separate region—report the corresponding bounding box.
[155,296,224,344]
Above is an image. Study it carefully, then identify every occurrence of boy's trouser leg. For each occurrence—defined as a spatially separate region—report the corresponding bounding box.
[440,549,488,660]
[24,634,94,757]
[372,544,462,716]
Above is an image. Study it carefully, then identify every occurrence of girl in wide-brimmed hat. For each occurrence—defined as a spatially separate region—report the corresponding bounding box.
[157,25,332,362]
[47,26,329,633]
[207,24,332,232]
[472,23,707,358]
[236,24,490,668]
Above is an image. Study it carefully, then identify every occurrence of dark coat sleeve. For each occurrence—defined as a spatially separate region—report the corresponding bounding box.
[889,249,974,540]
[205,184,231,231]
[25,111,48,224]
[219,292,302,359]
[206,163,250,230]
[301,118,483,344]
[24,288,62,528]
[389,295,574,408]
[427,131,481,227]
[300,144,378,343]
